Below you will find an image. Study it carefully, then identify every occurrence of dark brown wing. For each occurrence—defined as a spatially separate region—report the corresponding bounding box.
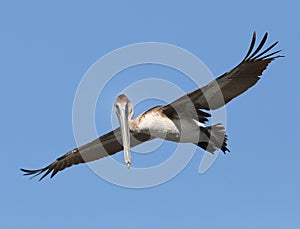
[163,32,283,115]
[20,129,153,180]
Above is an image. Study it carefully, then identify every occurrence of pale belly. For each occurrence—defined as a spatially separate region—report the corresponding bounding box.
[137,113,206,143]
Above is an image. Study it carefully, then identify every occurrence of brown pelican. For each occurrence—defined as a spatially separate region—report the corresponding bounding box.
[21,32,283,180]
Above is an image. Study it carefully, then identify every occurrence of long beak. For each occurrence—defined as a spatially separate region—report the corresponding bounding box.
[116,106,131,168]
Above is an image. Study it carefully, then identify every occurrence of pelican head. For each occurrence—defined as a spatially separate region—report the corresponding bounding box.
[114,94,134,168]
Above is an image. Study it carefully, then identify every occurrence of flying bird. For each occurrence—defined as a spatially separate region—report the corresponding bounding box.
[21,32,283,180]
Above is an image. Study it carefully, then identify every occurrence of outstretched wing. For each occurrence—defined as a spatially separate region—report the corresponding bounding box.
[163,32,283,115]
[20,129,153,180]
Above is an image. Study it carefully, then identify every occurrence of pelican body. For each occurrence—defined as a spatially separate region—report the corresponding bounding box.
[21,32,283,180]
[115,94,228,167]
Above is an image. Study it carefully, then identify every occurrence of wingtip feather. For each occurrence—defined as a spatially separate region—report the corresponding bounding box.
[242,32,283,63]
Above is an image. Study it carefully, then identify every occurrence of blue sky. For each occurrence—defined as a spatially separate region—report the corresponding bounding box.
[1,1,300,228]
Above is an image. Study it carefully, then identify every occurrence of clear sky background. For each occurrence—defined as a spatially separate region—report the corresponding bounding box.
[1,1,299,228]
